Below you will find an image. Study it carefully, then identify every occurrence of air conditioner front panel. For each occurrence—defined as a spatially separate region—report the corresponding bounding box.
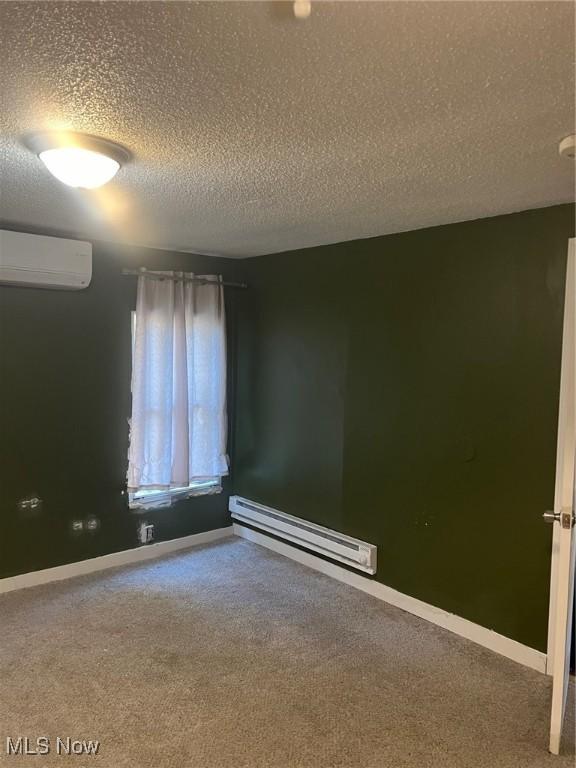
[0,230,92,290]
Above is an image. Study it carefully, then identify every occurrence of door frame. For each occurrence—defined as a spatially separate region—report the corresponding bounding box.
[546,237,575,675]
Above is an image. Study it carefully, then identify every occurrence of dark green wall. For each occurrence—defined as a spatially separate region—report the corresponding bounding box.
[233,204,575,652]
[2,205,573,650]
[0,226,238,579]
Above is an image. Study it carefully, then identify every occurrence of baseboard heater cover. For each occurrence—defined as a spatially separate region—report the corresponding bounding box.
[229,496,377,574]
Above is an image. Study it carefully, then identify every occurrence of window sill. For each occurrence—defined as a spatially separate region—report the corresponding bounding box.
[129,481,222,510]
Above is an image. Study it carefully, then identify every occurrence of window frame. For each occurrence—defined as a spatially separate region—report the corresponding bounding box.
[128,310,223,510]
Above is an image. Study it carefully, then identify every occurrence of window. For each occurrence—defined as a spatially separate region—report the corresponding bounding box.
[127,273,228,509]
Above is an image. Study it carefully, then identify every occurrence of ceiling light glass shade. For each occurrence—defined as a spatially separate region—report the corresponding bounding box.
[39,147,120,189]
[23,131,131,190]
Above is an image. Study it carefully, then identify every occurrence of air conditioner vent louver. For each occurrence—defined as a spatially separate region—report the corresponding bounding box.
[230,496,376,574]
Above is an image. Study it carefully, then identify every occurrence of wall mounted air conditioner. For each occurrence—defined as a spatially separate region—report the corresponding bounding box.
[0,229,92,290]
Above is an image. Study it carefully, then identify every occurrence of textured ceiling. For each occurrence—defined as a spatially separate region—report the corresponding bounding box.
[0,1,574,258]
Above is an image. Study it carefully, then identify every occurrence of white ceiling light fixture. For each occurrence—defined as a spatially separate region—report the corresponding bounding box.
[293,1,311,20]
[559,134,575,160]
[24,131,131,189]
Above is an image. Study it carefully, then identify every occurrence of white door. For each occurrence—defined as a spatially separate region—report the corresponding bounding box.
[546,238,575,755]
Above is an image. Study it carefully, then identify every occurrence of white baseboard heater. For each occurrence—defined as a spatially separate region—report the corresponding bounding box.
[229,496,377,574]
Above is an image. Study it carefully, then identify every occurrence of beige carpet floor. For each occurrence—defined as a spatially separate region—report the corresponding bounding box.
[0,537,573,767]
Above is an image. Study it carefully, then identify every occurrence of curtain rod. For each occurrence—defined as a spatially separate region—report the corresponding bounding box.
[121,268,248,289]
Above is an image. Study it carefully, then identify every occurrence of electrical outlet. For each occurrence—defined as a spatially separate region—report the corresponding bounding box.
[85,517,100,532]
[70,520,84,534]
[138,522,154,545]
[17,496,43,518]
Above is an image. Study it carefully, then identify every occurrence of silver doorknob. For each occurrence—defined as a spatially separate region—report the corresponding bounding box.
[543,510,561,523]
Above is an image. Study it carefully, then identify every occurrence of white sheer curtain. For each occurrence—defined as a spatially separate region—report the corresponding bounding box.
[127,271,228,492]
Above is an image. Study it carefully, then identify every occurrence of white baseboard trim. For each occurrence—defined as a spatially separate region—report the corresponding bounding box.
[0,526,234,595]
[234,523,547,674]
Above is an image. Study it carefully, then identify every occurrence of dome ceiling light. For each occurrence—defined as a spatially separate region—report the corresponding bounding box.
[559,134,575,160]
[23,131,131,189]
[293,0,311,19]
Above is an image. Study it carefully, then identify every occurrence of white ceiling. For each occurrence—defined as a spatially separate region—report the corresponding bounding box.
[0,1,574,258]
